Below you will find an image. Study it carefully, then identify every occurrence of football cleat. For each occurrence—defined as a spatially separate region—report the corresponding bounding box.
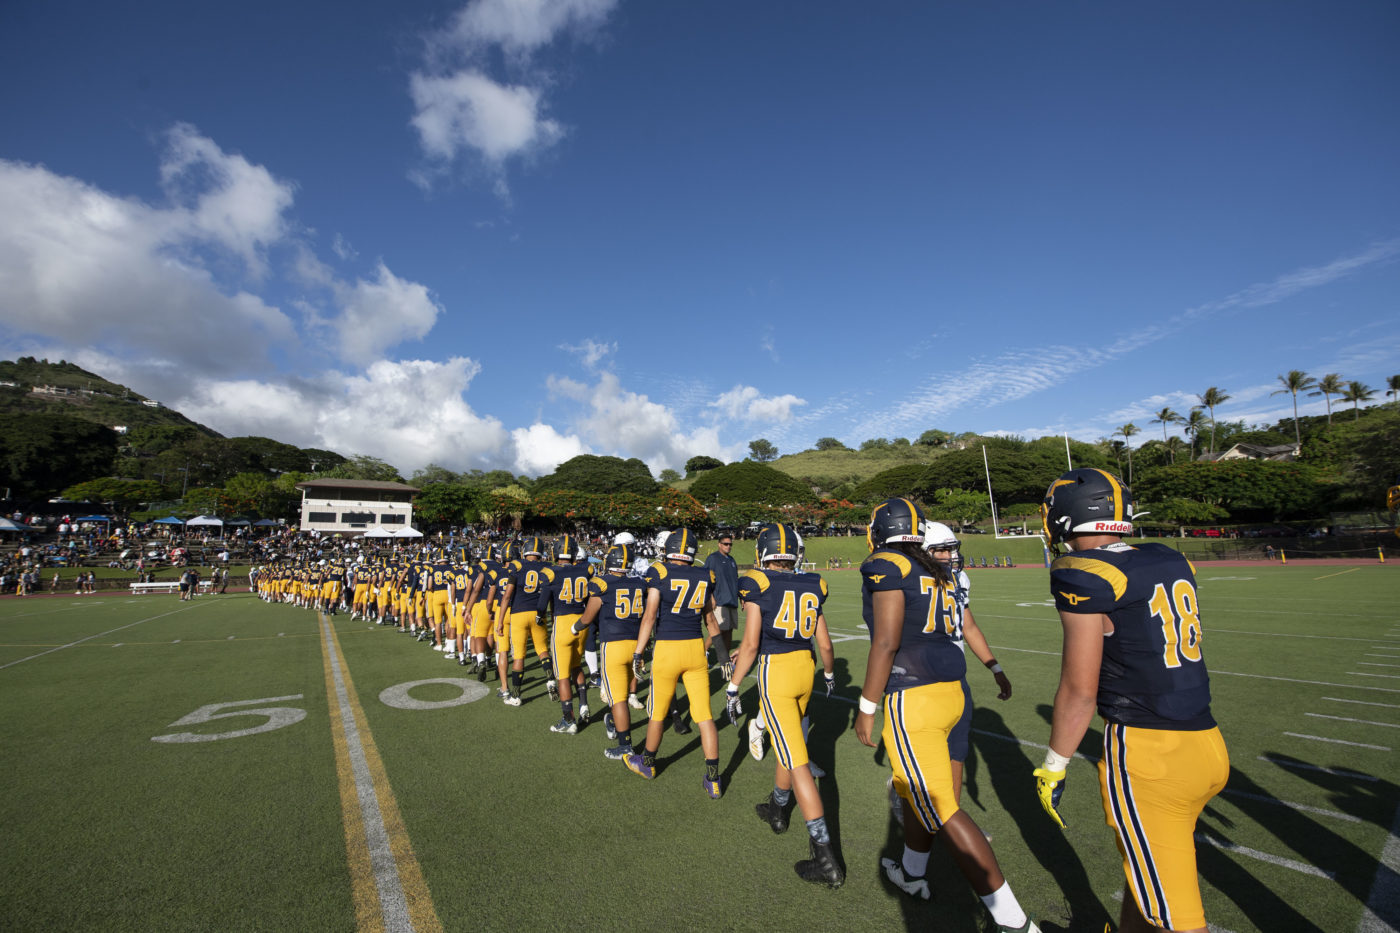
[628,694,645,711]
[603,743,632,761]
[748,719,766,761]
[547,679,559,702]
[888,777,905,827]
[624,753,655,779]
[996,921,1041,933]
[457,653,469,666]
[702,775,722,800]
[880,857,930,901]
[549,717,578,735]
[672,712,691,735]
[503,693,522,707]
[578,703,590,723]
[809,760,827,779]
[795,839,844,889]
[604,711,618,740]
[755,794,790,834]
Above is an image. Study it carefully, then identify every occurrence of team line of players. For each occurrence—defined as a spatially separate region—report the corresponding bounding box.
[251,467,1225,933]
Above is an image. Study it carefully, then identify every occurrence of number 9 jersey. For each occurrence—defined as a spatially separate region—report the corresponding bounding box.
[1050,541,1213,730]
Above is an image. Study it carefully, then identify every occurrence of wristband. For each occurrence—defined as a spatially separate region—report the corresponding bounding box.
[726,684,739,695]
[1041,748,1072,772]
[984,657,999,669]
[858,695,879,716]
[988,663,1003,674]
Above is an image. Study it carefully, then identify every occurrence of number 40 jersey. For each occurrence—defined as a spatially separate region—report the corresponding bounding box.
[1050,542,1214,731]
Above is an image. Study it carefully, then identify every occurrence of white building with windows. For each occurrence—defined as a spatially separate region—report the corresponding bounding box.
[295,478,420,535]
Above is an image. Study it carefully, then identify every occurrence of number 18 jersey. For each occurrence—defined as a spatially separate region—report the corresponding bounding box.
[1050,542,1214,730]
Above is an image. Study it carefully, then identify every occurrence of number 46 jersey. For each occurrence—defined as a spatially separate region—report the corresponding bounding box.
[1051,542,1214,731]
[738,569,828,655]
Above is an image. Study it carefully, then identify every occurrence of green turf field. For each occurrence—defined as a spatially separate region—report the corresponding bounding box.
[3,565,1398,932]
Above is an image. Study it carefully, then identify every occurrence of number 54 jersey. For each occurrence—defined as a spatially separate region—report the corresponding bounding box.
[1050,542,1213,731]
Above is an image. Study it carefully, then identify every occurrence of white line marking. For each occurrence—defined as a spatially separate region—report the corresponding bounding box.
[1212,670,1400,693]
[1307,713,1400,729]
[111,643,122,648]
[1210,628,1386,642]
[1259,755,1378,782]
[1371,647,1400,651]
[319,615,413,930]
[969,727,1099,762]
[0,604,198,670]
[172,639,180,644]
[1351,672,1400,680]
[1219,788,1361,823]
[1360,662,1400,669]
[1284,732,1391,751]
[1323,697,1400,710]
[1356,798,1400,932]
[1365,654,1400,659]
[1109,892,1239,933]
[1196,833,1335,879]
[227,635,235,640]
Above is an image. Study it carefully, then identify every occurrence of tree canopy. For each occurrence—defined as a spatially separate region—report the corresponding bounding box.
[0,412,117,497]
[689,461,817,505]
[748,439,778,462]
[533,454,658,495]
[684,455,724,475]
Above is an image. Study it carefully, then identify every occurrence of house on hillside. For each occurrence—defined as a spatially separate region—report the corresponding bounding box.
[295,478,420,534]
[1198,442,1299,463]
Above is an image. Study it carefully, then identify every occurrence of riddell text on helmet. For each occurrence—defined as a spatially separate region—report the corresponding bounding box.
[1093,521,1133,534]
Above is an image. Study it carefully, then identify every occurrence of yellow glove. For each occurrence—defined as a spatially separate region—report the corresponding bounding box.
[1033,767,1068,830]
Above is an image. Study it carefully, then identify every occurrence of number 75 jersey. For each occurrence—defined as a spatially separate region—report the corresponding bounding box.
[1051,542,1214,731]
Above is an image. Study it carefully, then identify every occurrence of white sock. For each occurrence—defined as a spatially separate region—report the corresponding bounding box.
[585,650,599,674]
[901,845,929,878]
[756,709,767,730]
[980,881,1027,928]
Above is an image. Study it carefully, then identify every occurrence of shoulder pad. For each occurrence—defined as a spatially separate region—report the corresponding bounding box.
[741,569,770,593]
[1050,554,1128,600]
[862,549,913,579]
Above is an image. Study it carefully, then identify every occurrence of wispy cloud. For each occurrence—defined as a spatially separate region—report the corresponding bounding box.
[559,337,615,370]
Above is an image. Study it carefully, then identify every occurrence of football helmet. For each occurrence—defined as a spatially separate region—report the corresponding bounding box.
[921,521,963,571]
[1041,468,1134,552]
[553,535,577,561]
[519,536,544,558]
[603,544,632,573]
[867,498,925,550]
[613,531,636,546]
[755,523,801,565]
[662,528,698,562]
[500,541,520,563]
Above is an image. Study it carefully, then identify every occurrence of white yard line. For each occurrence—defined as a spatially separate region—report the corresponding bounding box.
[1356,800,1400,933]
[1218,789,1360,824]
[1284,732,1391,751]
[1323,697,1400,710]
[1305,713,1400,729]
[0,603,198,670]
[1259,754,1378,782]
[1196,833,1335,879]
[1360,663,1400,669]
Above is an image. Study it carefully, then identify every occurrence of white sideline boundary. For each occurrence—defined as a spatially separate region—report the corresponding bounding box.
[1356,800,1400,932]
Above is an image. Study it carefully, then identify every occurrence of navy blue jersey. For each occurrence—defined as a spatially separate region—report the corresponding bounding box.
[427,561,454,592]
[504,558,547,612]
[538,562,593,618]
[644,562,717,641]
[1051,542,1214,730]
[861,548,967,691]
[738,568,828,656]
[589,573,646,643]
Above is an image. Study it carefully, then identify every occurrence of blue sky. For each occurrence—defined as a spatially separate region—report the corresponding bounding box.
[2,0,1397,477]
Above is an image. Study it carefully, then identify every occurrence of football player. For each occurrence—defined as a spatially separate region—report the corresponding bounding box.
[1036,469,1227,933]
[575,544,646,759]
[623,528,726,798]
[538,535,594,733]
[494,537,552,706]
[855,498,1038,933]
[723,523,841,887]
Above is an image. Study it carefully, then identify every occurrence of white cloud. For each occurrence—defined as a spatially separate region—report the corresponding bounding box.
[174,358,513,475]
[559,338,615,370]
[442,0,617,57]
[409,70,564,165]
[329,263,443,366]
[511,422,587,475]
[159,123,296,277]
[0,154,296,375]
[713,385,806,422]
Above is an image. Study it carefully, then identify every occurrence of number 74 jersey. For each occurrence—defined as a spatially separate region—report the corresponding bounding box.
[1050,542,1215,731]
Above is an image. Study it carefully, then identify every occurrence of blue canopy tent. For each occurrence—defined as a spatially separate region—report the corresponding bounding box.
[153,517,185,525]
[73,515,112,523]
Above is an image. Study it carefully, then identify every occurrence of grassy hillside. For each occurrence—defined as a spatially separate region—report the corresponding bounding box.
[0,359,218,436]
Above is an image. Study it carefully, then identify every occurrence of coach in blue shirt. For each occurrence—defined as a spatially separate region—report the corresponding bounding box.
[704,533,740,656]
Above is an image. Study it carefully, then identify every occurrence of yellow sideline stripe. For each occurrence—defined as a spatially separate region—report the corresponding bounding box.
[321,631,380,932]
[321,615,442,933]
[1314,567,1361,581]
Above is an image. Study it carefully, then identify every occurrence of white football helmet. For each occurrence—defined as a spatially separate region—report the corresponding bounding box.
[921,521,963,570]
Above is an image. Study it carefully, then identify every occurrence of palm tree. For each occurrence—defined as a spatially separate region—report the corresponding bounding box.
[1104,438,1126,475]
[1387,374,1400,406]
[1198,387,1231,455]
[1116,423,1140,484]
[1183,408,1209,461]
[1164,436,1188,465]
[1150,407,1184,462]
[1308,373,1345,427]
[1341,381,1375,420]
[1271,370,1316,450]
